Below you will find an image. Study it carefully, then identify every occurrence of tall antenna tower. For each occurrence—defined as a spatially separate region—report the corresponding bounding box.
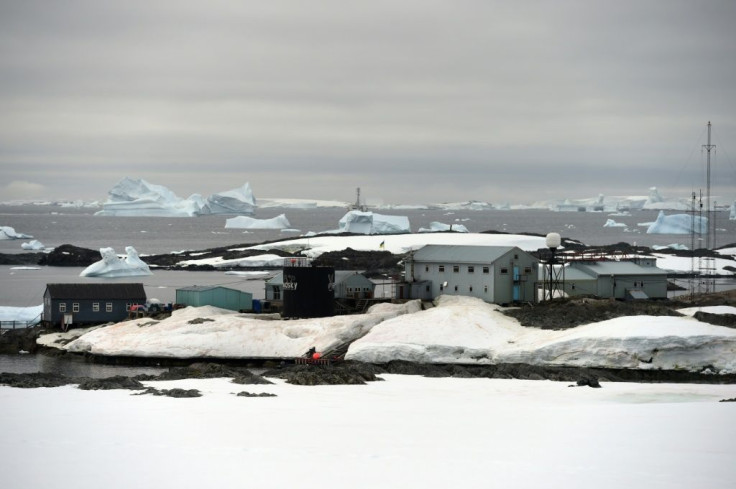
[701,122,717,293]
[703,121,716,250]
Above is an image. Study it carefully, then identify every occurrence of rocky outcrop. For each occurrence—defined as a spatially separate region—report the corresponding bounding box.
[37,244,100,267]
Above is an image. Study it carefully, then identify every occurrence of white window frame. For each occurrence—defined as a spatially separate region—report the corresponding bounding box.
[106,303,113,312]
[59,303,66,313]
[72,303,79,313]
[93,303,100,312]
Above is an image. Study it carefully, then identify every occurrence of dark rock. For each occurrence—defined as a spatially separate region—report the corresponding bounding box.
[37,244,100,267]
[231,372,274,385]
[155,362,253,380]
[719,398,736,402]
[311,248,402,275]
[236,391,277,397]
[135,387,202,398]
[0,371,76,388]
[0,327,45,354]
[575,377,602,388]
[693,311,736,328]
[77,376,145,390]
[263,362,383,385]
[502,297,684,330]
[187,318,215,324]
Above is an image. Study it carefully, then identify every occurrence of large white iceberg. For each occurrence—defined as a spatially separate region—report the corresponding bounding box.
[646,211,707,234]
[0,226,33,240]
[225,213,290,230]
[200,183,256,215]
[95,178,203,217]
[95,178,257,217]
[337,211,410,234]
[730,200,736,220]
[418,222,469,233]
[80,246,153,277]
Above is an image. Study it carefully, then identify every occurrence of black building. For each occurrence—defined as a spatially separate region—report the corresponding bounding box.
[43,283,146,329]
[282,267,335,318]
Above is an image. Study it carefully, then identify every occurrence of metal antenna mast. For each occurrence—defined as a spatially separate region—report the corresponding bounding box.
[703,121,716,250]
[701,122,717,293]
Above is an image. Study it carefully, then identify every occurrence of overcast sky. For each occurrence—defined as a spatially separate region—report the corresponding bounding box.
[1,0,735,205]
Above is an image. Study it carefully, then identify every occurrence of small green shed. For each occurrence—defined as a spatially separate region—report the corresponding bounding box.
[176,286,253,312]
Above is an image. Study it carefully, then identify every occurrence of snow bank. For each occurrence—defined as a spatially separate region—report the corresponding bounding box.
[347,296,736,373]
[179,253,287,269]
[418,222,469,233]
[225,214,290,230]
[0,226,32,240]
[80,246,153,277]
[647,211,707,234]
[64,301,421,358]
[337,211,411,234]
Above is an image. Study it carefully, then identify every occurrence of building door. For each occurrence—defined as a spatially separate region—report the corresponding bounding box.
[512,266,520,302]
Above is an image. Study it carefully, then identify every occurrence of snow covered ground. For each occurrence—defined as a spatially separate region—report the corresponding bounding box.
[58,296,736,375]
[176,232,550,267]
[1,375,734,489]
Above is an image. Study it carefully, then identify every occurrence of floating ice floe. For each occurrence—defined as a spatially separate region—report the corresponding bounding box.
[0,226,33,240]
[646,211,707,234]
[21,239,45,250]
[80,246,153,277]
[418,222,469,233]
[603,219,627,228]
[225,213,291,230]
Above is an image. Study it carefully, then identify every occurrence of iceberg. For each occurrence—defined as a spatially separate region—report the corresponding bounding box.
[337,211,411,234]
[0,226,33,240]
[418,222,470,233]
[646,211,707,235]
[730,200,735,220]
[21,239,46,250]
[225,213,290,230]
[80,246,153,277]
[200,183,256,215]
[0,305,43,325]
[95,178,258,217]
[95,178,203,217]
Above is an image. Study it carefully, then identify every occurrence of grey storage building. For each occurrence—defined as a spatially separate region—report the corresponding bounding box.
[176,286,253,312]
[43,283,146,329]
[334,271,376,300]
[565,261,668,299]
[403,245,539,304]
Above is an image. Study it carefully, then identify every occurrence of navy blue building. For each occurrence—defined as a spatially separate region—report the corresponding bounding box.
[43,283,146,329]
